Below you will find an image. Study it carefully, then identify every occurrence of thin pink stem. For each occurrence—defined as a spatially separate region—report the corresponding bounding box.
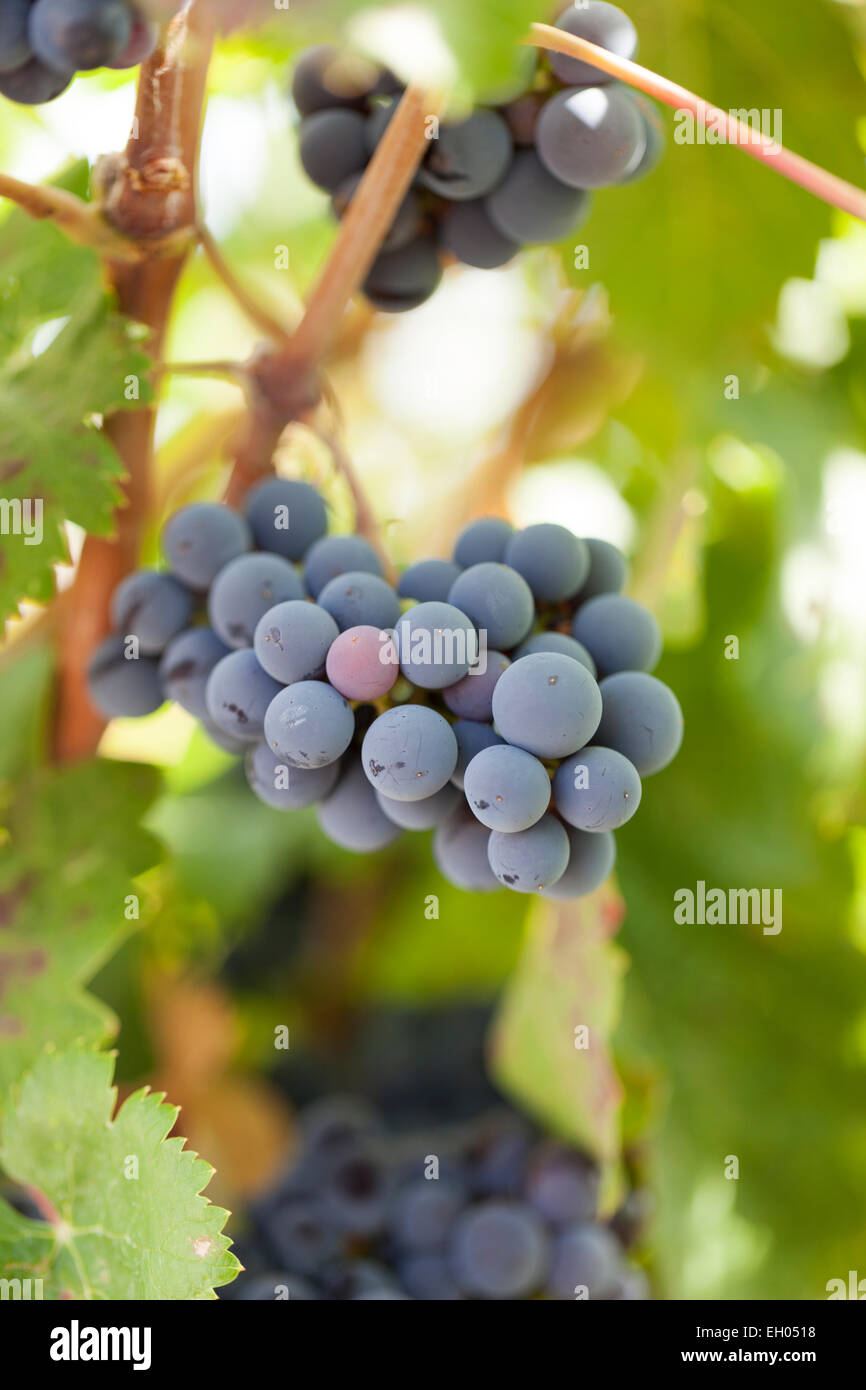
[527,22,866,223]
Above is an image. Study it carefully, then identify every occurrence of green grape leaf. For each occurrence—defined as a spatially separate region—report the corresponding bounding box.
[0,162,152,622]
[0,760,162,1097]
[491,890,629,1164]
[0,1049,240,1300]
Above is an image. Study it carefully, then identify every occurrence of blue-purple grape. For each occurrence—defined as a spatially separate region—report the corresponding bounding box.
[452,517,513,568]
[576,537,629,599]
[549,3,639,87]
[541,826,616,900]
[0,55,69,103]
[158,626,230,720]
[439,200,520,269]
[0,1,33,73]
[395,600,478,689]
[317,759,402,853]
[419,109,513,201]
[298,108,368,191]
[264,680,355,769]
[303,534,384,599]
[208,552,305,649]
[487,814,570,893]
[553,745,641,831]
[398,559,463,605]
[291,44,382,115]
[253,600,339,684]
[451,719,504,790]
[317,571,401,633]
[572,593,661,677]
[363,236,443,314]
[596,671,683,776]
[205,649,282,743]
[246,741,340,811]
[443,650,510,722]
[513,630,596,677]
[433,807,500,892]
[486,149,590,244]
[362,705,457,802]
[86,636,163,719]
[242,477,328,561]
[491,652,602,759]
[536,86,646,189]
[375,781,460,831]
[548,1222,625,1299]
[161,502,251,593]
[333,173,421,252]
[450,1201,549,1298]
[109,569,193,656]
[447,562,535,652]
[505,524,590,603]
[30,0,132,72]
[464,744,551,833]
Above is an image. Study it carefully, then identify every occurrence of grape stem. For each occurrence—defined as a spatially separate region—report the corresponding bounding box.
[197,223,292,345]
[53,0,218,762]
[0,172,140,258]
[222,84,438,510]
[527,22,866,222]
[312,424,397,585]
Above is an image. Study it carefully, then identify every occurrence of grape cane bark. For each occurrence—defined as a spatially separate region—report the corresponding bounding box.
[53,2,218,762]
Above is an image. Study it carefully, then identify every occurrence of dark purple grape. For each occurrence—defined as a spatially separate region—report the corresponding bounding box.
[303,534,383,599]
[205,649,282,743]
[159,626,230,720]
[253,599,339,684]
[536,86,646,189]
[540,826,616,900]
[363,235,443,314]
[439,200,520,270]
[443,650,510,722]
[549,3,639,87]
[291,44,382,115]
[487,814,570,894]
[419,110,513,201]
[433,806,500,892]
[486,150,590,245]
[361,705,457,802]
[505,524,589,602]
[30,0,132,72]
[161,502,251,593]
[450,1200,549,1298]
[451,719,503,790]
[208,552,305,649]
[0,1,33,74]
[110,569,193,656]
[571,594,662,676]
[107,11,157,69]
[0,56,70,104]
[264,680,354,769]
[245,741,340,812]
[452,517,513,568]
[86,635,163,719]
[317,759,403,853]
[242,477,328,561]
[398,559,463,605]
[299,108,368,192]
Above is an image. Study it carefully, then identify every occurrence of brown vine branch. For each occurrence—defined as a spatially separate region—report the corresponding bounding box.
[53,0,218,763]
[290,84,439,367]
[0,172,140,258]
[223,83,438,509]
[528,22,866,222]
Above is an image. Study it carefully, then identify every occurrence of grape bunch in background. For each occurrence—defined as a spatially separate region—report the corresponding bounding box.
[87,472,683,900]
[0,0,176,105]
[226,1096,649,1301]
[292,2,663,312]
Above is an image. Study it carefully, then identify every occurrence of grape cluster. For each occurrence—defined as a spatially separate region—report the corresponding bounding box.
[292,3,662,312]
[0,0,171,105]
[87,475,682,899]
[225,1096,650,1301]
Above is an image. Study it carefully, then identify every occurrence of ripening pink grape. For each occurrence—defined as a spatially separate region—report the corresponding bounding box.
[326,625,399,701]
